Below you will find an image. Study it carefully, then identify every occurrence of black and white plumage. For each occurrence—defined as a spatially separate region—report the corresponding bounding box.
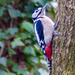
[34,20,46,54]
[32,4,58,73]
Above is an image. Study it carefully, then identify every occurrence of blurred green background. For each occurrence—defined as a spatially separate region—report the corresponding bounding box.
[0,0,58,75]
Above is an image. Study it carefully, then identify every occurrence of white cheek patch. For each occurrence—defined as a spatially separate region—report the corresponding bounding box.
[32,11,41,18]
[32,13,38,18]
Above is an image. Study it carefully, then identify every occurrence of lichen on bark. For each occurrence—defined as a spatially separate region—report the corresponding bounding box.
[52,0,75,75]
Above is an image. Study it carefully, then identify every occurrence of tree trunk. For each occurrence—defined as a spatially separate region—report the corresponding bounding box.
[52,0,75,75]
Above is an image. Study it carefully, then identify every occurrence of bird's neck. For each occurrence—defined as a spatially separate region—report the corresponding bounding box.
[33,13,45,21]
[33,17,44,23]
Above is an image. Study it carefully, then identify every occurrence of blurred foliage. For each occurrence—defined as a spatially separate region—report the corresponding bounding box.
[0,0,57,75]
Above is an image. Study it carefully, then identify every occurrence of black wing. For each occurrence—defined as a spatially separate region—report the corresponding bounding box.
[34,20,46,53]
[35,20,44,41]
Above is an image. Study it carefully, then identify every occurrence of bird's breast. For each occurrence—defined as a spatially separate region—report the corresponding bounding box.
[40,16,54,45]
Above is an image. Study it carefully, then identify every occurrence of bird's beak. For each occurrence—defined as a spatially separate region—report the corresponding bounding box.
[42,4,48,11]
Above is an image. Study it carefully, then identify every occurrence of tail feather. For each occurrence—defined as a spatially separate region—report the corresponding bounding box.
[45,40,52,74]
[39,39,52,74]
[48,60,52,70]
[46,58,52,75]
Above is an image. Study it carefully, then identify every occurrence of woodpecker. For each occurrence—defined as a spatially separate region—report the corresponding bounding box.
[32,4,57,72]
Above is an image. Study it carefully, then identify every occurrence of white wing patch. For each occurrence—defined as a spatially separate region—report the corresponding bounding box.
[34,23,40,43]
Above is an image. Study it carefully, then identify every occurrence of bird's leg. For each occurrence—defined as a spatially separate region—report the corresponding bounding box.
[53,30,58,36]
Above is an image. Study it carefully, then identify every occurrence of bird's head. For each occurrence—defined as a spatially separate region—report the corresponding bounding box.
[32,4,48,20]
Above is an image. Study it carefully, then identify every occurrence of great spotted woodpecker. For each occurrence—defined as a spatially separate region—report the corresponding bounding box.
[32,4,58,72]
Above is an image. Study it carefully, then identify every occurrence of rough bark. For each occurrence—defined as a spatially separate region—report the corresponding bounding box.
[52,0,75,75]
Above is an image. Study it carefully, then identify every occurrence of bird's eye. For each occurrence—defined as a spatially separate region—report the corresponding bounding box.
[35,10,38,12]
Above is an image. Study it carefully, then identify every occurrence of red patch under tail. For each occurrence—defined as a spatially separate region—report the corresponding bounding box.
[45,40,52,61]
